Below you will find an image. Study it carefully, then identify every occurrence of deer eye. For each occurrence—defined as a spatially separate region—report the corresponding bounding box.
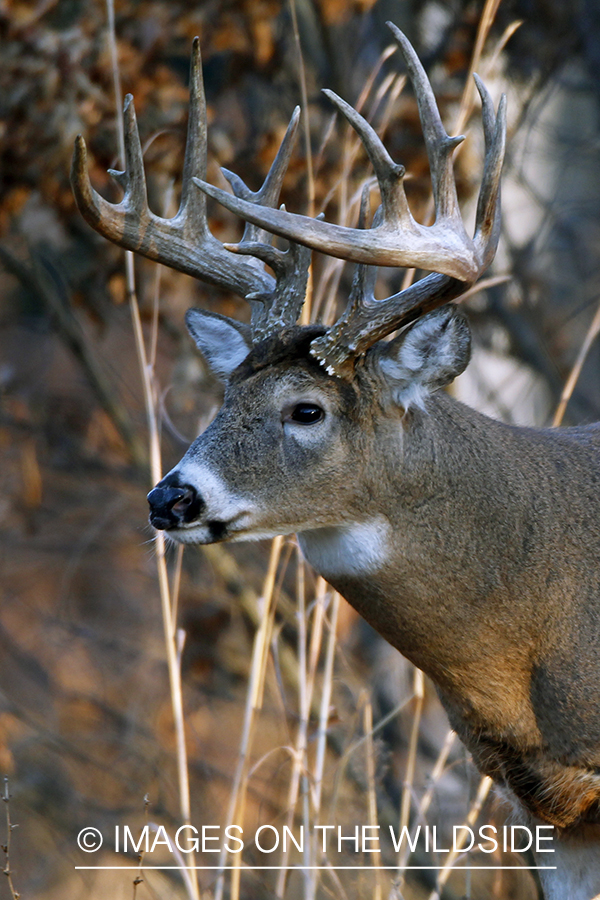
[287,402,325,425]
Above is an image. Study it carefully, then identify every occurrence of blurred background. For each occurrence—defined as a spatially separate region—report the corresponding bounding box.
[1,1,600,898]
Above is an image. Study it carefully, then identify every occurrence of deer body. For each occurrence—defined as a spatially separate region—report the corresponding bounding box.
[311,402,600,829]
[71,24,600,897]
[162,324,600,838]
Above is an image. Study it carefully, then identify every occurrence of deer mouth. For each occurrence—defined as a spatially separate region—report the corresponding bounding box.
[161,512,289,546]
[160,519,230,545]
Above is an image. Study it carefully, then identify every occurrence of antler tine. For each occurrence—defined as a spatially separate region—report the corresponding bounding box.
[214,108,311,338]
[71,97,149,238]
[177,37,209,233]
[321,89,412,227]
[386,22,465,225]
[219,106,301,249]
[473,74,506,269]
[222,107,300,208]
[107,94,147,213]
[348,184,379,307]
[71,39,276,300]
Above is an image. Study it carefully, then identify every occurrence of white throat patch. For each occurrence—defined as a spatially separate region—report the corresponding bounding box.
[298,517,391,577]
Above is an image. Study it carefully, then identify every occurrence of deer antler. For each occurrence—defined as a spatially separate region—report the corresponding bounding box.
[310,67,506,375]
[73,27,505,377]
[70,38,307,339]
[193,23,506,376]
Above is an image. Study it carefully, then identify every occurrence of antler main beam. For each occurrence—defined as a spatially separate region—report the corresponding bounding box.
[193,23,505,285]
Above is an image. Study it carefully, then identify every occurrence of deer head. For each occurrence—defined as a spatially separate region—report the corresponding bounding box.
[72,24,504,545]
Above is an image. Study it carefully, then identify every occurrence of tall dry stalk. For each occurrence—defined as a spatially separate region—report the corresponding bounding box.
[364,702,383,900]
[427,776,493,900]
[396,668,424,876]
[105,3,199,897]
[214,536,284,900]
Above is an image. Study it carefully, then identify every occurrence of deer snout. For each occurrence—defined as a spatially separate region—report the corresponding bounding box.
[147,481,203,530]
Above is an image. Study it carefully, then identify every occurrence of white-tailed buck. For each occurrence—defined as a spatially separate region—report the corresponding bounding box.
[72,24,600,900]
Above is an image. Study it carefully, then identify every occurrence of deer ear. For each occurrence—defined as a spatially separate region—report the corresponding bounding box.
[185,309,252,381]
[372,305,471,410]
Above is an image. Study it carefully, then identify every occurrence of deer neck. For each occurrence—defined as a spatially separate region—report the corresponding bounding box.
[297,392,523,591]
[298,393,545,737]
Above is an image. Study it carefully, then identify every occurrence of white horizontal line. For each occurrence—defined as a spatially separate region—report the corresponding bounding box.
[75,865,557,871]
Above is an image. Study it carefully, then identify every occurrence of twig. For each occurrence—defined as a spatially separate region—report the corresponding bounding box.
[364,701,383,900]
[396,668,424,881]
[307,587,339,900]
[454,0,504,135]
[214,536,283,900]
[202,544,314,713]
[396,729,457,877]
[414,730,456,822]
[132,794,150,899]
[428,775,493,899]
[275,552,312,899]
[311,587,339,813]
[289,0,314,324]
[552,296,600,426]
[289,0,315,220]
[3,778,20,900]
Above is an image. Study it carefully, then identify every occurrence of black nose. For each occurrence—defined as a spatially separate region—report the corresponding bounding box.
[147,481,203,530]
